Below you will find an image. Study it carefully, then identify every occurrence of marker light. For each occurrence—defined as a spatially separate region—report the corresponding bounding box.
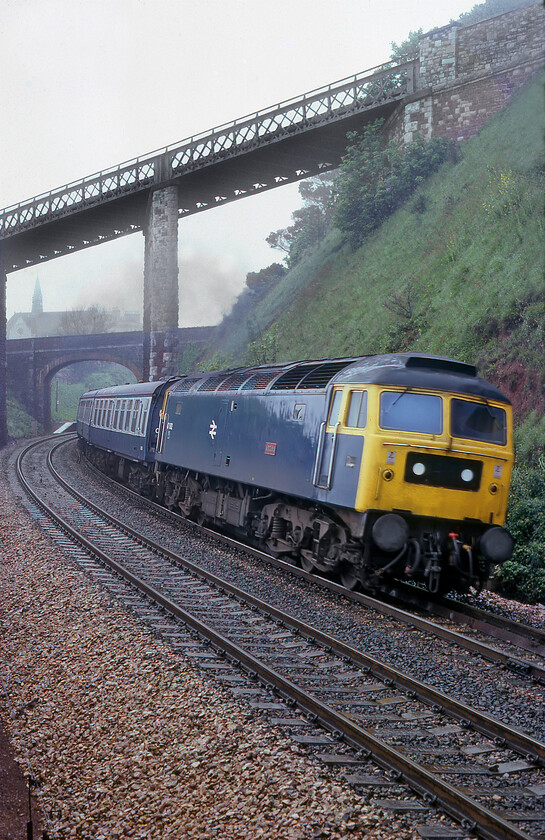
[412,462,426,476]
[461,469,474,483]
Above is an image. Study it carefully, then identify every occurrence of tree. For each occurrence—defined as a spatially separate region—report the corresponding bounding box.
[390,30,422,62]
[454,0,531,26]
[266,174,336,268]
[59,305,113,335]
[245,263,286,292]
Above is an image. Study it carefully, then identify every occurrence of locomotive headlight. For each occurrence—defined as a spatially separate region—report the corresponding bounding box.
[412,462,426,476]
[461,468,474,483]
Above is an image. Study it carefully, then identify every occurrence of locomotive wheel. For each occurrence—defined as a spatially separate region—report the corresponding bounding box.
[299,553,316,573]
[339,562,359,590]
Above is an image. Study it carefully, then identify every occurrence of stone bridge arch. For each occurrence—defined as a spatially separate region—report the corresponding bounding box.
[5,331,146,430]
[5,326,213,431]
[39,352,143,427]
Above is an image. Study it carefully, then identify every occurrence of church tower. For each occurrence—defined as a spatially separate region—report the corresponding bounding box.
[32,277,43,315]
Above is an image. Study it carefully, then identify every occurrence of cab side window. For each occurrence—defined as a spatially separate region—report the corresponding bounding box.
[328,390,343,426]
[346,390,367,429]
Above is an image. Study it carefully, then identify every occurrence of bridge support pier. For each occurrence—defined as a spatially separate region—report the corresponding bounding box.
[143,186,180,381]
[0,268,7,447]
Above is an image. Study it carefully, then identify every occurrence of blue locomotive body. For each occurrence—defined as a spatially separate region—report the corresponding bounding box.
[157,375,362,511]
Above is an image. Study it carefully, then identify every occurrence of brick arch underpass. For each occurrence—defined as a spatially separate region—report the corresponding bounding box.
[7,333,145,430]
[6,326,214,430]
[41,354,143,428]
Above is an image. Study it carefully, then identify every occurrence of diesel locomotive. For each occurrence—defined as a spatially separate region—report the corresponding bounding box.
[77,353,514,594]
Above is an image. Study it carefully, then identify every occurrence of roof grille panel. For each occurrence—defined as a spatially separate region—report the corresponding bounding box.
[298,360,353,389]
[218,371,253,391]
[241,370,282,390]
[197,374,231,392]
[174,377,202,393]
[270,364,316,391]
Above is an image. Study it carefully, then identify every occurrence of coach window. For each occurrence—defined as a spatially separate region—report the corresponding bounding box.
[119,400,126,431]
[131,400,141,433]
[328,389,344,427]
[113,400,120,429]
[140,400,150,435]
[346,390,368,429]
[124,400,133,430]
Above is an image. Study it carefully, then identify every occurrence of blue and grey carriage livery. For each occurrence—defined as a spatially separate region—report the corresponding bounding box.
[76,378,175,491]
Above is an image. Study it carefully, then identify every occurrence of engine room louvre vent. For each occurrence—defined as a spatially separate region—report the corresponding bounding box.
[241,370,283,390]
[298,360,353,389]
[271,360,352,391]
[405,356,477,377]
[174,377,202,393]
[270,364,317,390]
[197,374,231,392]
[218,371,253,391]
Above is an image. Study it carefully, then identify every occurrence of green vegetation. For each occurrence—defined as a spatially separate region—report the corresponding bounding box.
[500,458,545,602]
[333,122,455,249]
[50,364,136,423]
[7,393,41,438]
[210,72,544,375]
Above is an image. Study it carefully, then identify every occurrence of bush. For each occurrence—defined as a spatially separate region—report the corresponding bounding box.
[7,393,41,438]
[334,121,456,249]
[495,457,545,603]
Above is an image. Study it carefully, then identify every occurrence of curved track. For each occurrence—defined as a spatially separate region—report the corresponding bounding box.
[14,436,545,840]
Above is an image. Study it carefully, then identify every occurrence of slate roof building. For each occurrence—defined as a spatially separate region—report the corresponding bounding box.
[7,279,142,339]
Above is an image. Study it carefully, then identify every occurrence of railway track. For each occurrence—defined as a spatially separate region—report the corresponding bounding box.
[13,435,545,840]
[68,433,545,677]
[79,439,545,682]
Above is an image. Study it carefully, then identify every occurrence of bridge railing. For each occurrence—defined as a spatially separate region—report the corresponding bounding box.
[0,60,415,238]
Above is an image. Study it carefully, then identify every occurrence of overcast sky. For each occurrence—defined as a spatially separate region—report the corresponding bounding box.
[2,0,478,325]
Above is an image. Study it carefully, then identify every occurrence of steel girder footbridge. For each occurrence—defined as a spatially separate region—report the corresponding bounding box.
[0,60,415,273]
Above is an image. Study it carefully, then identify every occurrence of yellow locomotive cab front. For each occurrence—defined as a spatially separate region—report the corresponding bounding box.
[355,386,513,526]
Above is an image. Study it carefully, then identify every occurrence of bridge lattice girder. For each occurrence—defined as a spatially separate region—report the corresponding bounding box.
[0,62,414,272]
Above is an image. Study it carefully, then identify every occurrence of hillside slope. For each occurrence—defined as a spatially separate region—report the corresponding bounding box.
[209,72,544,428]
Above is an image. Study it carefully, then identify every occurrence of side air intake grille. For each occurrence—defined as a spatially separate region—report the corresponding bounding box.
[241,370,282,390]
[271,360,352,391]
[197,374,231,392]
[270,364,316,390]
[298,360,352,389]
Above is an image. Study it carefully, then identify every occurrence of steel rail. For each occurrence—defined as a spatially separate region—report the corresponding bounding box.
[45,439,545,765]
[16,436,538,840]
[412,592,545,656]
[65,435,545,680]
